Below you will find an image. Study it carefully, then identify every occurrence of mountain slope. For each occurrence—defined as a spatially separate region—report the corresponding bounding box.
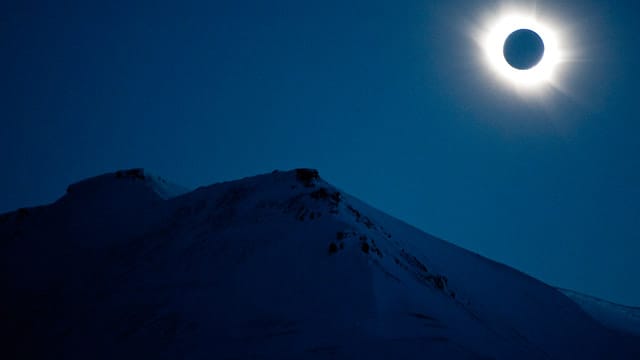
[1,168,638,359]
[559,288,640,337]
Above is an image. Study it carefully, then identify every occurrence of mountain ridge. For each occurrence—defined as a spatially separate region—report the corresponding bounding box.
[1,168,638,359]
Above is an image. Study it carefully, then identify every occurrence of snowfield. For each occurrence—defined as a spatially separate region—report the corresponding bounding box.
[1,168,638,359]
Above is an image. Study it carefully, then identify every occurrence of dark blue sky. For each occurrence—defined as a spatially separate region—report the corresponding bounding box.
[2,0,640,305]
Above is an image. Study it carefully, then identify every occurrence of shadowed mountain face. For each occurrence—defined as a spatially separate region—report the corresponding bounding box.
[1,169,638,359]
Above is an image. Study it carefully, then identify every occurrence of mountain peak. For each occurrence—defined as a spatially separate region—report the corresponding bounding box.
[2,168,639,359]
[65,168,188,201]
[293,168,320,186]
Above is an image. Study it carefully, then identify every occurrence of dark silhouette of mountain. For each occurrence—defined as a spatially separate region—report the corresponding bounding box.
[1,168,638,359]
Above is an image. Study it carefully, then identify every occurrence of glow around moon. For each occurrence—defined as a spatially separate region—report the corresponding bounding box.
[474,7,568,91]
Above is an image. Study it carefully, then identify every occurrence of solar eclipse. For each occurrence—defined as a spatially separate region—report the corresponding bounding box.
[475,9,566,91]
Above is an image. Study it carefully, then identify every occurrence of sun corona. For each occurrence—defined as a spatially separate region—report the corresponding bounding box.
[478,11,563,89]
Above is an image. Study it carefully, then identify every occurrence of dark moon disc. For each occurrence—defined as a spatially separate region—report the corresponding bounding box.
[503,29,545,70]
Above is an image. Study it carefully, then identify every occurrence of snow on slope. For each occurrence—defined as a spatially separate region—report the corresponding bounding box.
[0,168,638,359]
[559,288,640,336]
[65,168,189,200]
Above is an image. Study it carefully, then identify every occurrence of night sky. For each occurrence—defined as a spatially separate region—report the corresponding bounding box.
[2,0,640,305]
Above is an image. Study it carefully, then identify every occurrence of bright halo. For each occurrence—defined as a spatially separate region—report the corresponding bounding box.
[479,11,564,89]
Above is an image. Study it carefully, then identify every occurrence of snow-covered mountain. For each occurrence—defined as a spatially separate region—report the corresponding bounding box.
[558,288,640,337]
[1,168,638,359]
